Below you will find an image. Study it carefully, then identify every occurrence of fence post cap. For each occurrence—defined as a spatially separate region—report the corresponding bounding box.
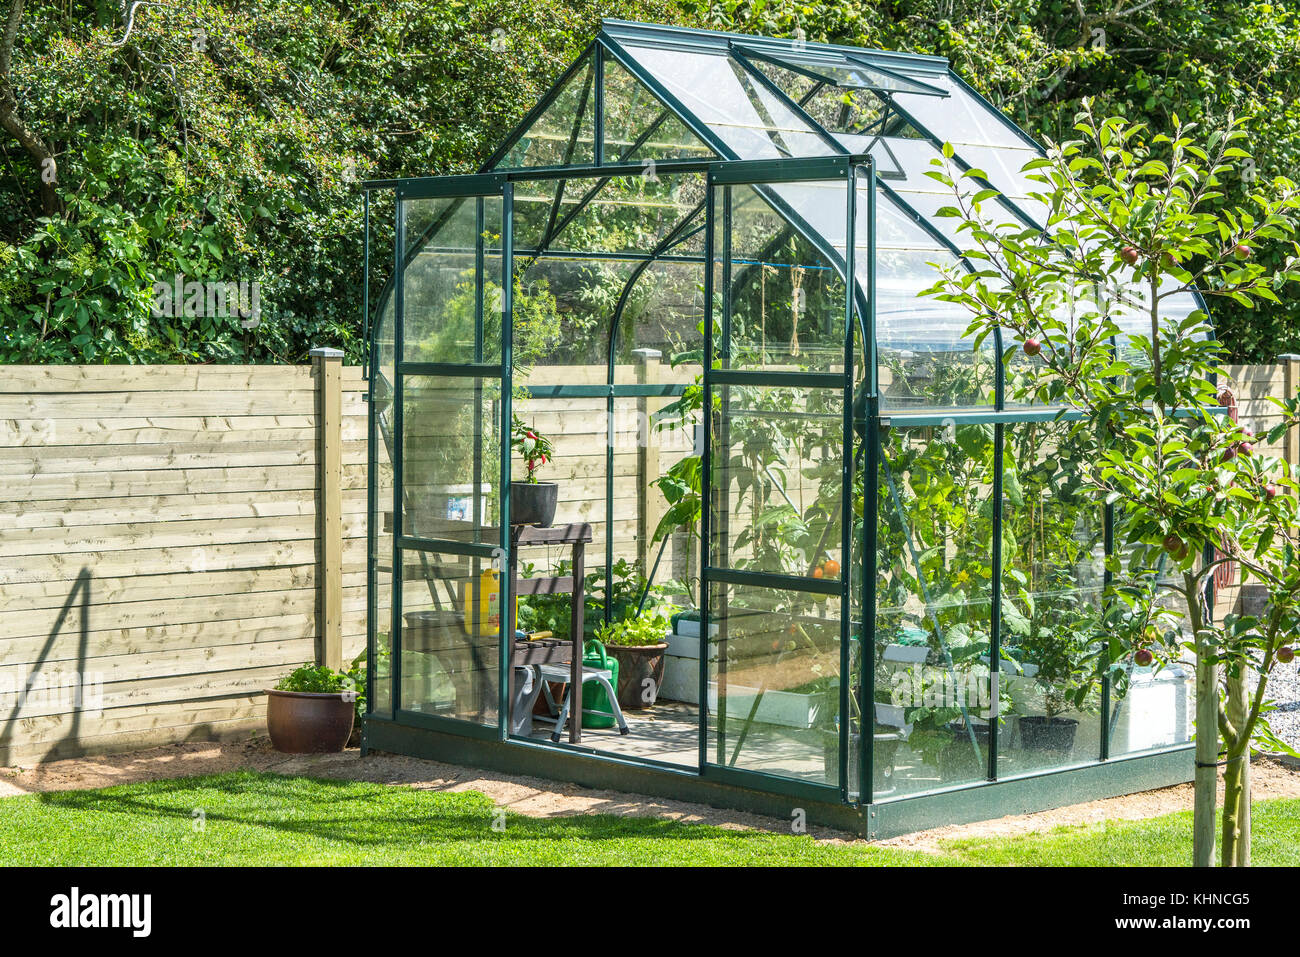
[1278,353,1300,361]
[310,347,345,359]
[632,348,663,361]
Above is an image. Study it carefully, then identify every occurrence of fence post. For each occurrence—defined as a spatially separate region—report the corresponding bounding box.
[635,348,663,575]
[312,347,344,670]
[1281,354,1300,478]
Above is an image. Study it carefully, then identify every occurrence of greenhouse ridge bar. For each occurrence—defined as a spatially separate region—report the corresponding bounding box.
[359,19,1208,838]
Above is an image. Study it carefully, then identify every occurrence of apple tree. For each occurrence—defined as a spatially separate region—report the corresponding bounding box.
[923,101,1300,866]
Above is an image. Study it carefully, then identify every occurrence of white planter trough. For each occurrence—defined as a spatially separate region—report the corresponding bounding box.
[882,643,928,664]
[658,628,718,705]
[706,682,823,729]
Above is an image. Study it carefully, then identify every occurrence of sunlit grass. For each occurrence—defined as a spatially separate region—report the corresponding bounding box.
[0,771,1294,866]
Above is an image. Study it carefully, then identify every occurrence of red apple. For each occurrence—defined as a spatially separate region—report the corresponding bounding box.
[1120,245,1140,265]
[1265,483,1280,500]
[1240,442,1254,457]
[1278,646,1295,664]
[1023,338,1042,357]
[1223,445,1238,461]
[1233,244,1252,259]
[1135,648,1154,667]
[1162,533,1185,555]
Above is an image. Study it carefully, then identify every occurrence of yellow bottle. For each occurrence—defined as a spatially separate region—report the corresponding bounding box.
[460,568,514,637]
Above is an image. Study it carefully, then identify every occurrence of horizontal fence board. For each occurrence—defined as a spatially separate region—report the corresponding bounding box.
[0,588,318,641]
[0,539,321,586]
[0,614,317,666]
[1,663,295,723]
[0,441,316,476]
[0,365,315,394]
[0,391,316,418]
[1,715,267,766]
[0,639,315,690]
[10,489,322,529]
[1,564,322,613]
[6,464,349,502]
[0,695,271,753]
[0,515,365,560]
[0,415,321,447]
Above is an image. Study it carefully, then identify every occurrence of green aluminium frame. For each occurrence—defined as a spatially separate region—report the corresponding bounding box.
[358,20,1204,836]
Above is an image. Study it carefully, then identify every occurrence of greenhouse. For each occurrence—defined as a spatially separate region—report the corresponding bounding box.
[360,19,1204,837]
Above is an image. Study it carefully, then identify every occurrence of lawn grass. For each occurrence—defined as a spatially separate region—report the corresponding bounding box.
[0,771,935,866]
[0,770,1294,866]
[938,798,1300,866]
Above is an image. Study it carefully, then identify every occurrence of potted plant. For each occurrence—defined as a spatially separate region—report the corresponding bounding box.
[510,414,557,527]
[266,663,363,753]
[1012,619,1099,753]
[593,607,674,710]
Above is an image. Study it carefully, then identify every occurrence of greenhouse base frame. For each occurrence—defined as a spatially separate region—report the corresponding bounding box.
[362,718,1192,840]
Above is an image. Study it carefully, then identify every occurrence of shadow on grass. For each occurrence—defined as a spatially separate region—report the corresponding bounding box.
[31,770,797,850]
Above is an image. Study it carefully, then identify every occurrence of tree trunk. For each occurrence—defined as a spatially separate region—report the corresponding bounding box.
[1188,573,1217,867]
[1193,649,1219,867]
[1236,752,1251,866]
[1,0,61,216]
[1223,669,1251,866]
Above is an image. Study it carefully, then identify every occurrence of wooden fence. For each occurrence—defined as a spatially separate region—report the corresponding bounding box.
[0,360,1293,766]
[1212,363,1298,619]
[0,356,367,766]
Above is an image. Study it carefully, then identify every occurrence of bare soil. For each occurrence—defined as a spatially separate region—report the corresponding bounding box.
[1,735,1296,852]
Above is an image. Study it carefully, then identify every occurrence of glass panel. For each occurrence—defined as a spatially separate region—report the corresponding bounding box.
[738,46,945,97]
[402,375,502,545]
[398,548,501,726]
[370,307,396,718]
[612,258,707,376]
[402,196,504,365]
[719,181,849,372]
[875,424,995,796]
[998,422,1105,773]
[891,76,1034,151]
[1107,517,1196,757]
[710,386,844,579]
[509,390,605,574]
[864,186,995,410]
[616,43,834,158]
[512,254,633,368]
[708,580,842,786]
[603,56,715,163]
[496,56,596,169]
[514,172,706,259]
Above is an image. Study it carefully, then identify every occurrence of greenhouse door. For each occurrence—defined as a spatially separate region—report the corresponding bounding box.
[701,159,859,802]
[390,175,514,740]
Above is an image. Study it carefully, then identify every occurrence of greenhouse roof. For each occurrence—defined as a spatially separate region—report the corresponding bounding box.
[472,19,1205,354]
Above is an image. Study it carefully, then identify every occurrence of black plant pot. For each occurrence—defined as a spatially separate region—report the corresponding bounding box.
[1018,715,1079,752]
[938,723,992,782]
[510,481,557,527]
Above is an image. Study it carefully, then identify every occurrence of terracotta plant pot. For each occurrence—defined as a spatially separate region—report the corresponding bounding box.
[510,481,558,527]
[604,642,669,710]
[266,689,355,753]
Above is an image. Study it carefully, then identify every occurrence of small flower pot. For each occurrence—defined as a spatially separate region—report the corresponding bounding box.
[510,481,558,527]
[604,642,669,710]
[266,689,355,753]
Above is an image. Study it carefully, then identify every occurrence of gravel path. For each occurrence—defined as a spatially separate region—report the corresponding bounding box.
[1266,658,1300,750]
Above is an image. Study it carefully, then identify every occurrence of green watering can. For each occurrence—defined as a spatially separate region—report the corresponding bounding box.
[581,639,619,729]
